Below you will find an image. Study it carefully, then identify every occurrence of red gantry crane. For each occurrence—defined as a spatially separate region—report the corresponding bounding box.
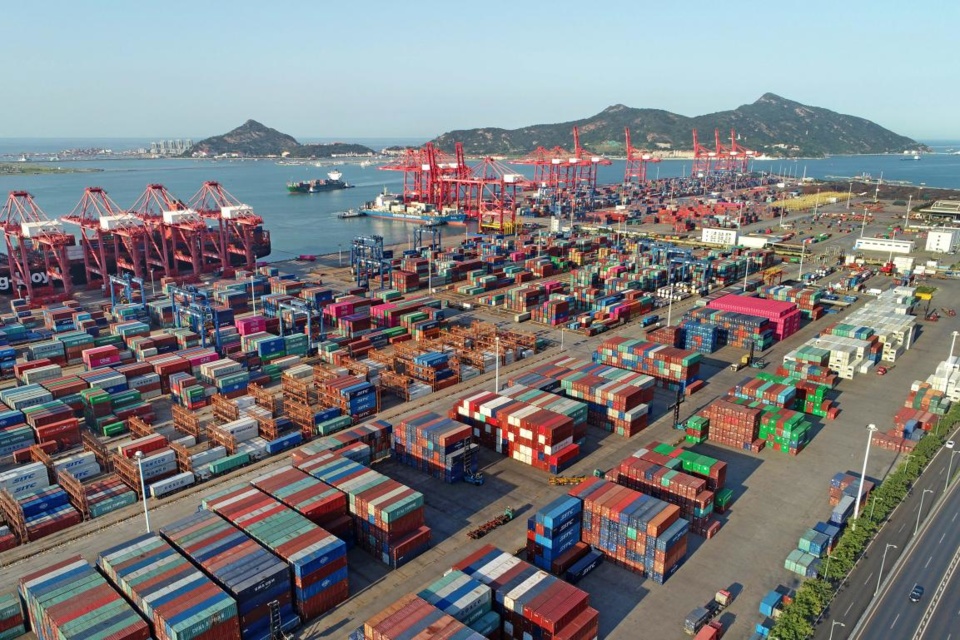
[441,147,527,234]
[691,129,717,177]
[188,181,264,274]
[726,129,756,174]
[62,187,150,286]
[130,183,225,280]
[1,191,75,302]
[624,127,661,185]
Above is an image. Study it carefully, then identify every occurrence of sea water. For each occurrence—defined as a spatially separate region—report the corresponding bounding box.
[1,138,959,258]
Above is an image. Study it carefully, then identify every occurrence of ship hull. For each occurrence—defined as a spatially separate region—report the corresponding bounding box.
[360,209,467,225]
[287,180,352,194]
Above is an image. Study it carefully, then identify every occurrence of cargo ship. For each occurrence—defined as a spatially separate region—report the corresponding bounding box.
[360,190,467,225]
[287,170,353,194]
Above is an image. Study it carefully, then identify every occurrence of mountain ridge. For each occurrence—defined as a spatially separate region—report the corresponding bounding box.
[431,94,922,158]
[187,120,375,158]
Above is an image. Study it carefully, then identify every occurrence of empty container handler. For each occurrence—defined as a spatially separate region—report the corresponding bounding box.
[203,486,349,619]
[416,570,494,629]
[251,465,348,529]
[160,510,299,640]
[18,555,151,640]
[97,533,241,640]
[394,411,478,483]
[568,477,689,582]
[452,544,599,639]
[362,594,486,640]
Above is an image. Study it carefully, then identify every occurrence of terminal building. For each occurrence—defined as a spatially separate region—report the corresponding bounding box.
[853,237,915,254]
[919,200,960,222]
[925,228,960,254]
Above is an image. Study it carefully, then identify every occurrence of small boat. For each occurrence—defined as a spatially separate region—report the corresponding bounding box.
[337,208,365,219]
[359,160,373,168]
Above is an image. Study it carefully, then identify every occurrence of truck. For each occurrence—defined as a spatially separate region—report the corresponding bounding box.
[641,314,661,328]
[684,590,733,636]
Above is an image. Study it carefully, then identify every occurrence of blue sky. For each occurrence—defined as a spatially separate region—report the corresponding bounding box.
[3,0,957,140]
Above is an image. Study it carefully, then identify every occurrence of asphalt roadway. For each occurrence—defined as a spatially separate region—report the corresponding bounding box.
[813,426,960,640]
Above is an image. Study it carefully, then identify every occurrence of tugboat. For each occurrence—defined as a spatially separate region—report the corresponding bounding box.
[336,208,365,219]
[287,170,353,194]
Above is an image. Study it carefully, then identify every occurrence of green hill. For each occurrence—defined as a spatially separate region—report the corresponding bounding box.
[432,94,922,158]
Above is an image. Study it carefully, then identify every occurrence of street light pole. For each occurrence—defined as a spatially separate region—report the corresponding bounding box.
[853,424,879,528]
[494,336,500,392]
[829,621,845,640]
[945,446,957,493]
[875,543,897,596]
[915,489,934,535]
[950,331,959,361]
[135,451,151,533]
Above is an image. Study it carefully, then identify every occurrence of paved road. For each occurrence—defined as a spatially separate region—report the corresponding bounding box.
[812,427,960,640]
[922,542,960,640]
[853,466,960,639]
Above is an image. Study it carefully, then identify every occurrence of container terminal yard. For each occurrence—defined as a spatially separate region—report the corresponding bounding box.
[0,134,958,640]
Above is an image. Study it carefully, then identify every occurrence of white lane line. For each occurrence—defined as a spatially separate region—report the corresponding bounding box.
[891,613,900,629]
[845,601,855,616]
[941,532,947,545]
[926,555,934,568]
[865,572,874,586]
[900,523,907,532]
[953,511,958,523]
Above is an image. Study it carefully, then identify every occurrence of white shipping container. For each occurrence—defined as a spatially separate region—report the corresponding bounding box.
[150,472,196,498]
[190,446,227,467]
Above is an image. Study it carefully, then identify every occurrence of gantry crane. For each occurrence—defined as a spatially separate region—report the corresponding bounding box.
[63,187,149,286]
[1,191,75,303]
[188,181,263,273]
[624,127,661,185]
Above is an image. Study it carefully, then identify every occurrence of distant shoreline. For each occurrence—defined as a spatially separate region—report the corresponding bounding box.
[0,163,103,176]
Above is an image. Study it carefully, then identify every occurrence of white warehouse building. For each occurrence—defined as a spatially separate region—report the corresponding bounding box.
[925,228,960,254]
[701,228,738,246]
[853,237,915,254]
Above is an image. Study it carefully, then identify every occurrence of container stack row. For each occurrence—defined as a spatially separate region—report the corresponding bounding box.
[592,337,702,391]
[394,411,478,483]
[706,294,801,341]
[18,555,151,640]
[97,533,242,640]
[160,509,300,639]
[453,544,600,640]
[295,451,430,568]
[452,390,581,473]
[568,477,689,583]
[525,495,586,574]
[202,485,350,620]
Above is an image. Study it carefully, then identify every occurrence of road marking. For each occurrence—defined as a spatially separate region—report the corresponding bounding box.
[941,467,946,475]
[845,601,855,616]
[941,532,947,545]
[865,572,874,586]
[953,511,958,523]
[900,523,906,532]
[926,555,934,568]
[891,613,900,629]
